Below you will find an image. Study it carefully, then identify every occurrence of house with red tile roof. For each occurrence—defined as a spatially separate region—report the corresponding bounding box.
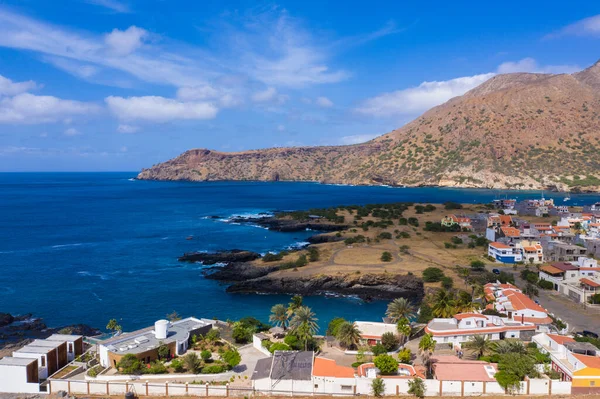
[441,214,473,231]
[538,257,600,303]
[312,357,357,394]
[488,242,523,263]
[431,356,498,382]
[356,362,424,379]
[484,283,553,330]
[424,312,536,345]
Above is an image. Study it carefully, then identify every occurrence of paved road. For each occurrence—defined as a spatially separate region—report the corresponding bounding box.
[489,265,600,332]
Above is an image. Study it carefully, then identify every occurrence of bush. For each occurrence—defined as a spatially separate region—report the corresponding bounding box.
[284,334,302,350]
[381,251,393,262]
[327,317,347,337]
[184,352,201,373]
[381,332,400,351]
[232,322,254,344]
[397,348,412,364]
[200,350,212,362]
[146,361,168,374]
[352,361,366,368]
[170,358,185,373]
[295,254,308,267]
[378,232,393,240]
[422,267,444,282]
[408,377,425,398]
[408,217,419,227]
[205,328,220,342]
[221,349,241,368]
[307,247,320,262]
[371,343,387,356]
[417,303,434,323]
[374,354,398,375]
[344,235,366,245]
[590,293,600,304]
[269,343,291,353]
[117,354,142,374]
[262,252,284,262]
[451,236,463,245]
[470,260,485,271]
[441,276,454,289]
[538,279,554,290]
[444,201,463,210]
[371,378,385,397]
[201,364,226,374]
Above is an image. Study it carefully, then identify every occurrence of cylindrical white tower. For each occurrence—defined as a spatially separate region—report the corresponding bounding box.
[155,319,169,339]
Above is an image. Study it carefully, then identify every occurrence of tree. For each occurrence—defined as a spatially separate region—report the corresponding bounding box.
[463,335,492,358]
[307,247,320,262]
[184,352,201,373]
[422,267,444,282]
[458,267,471,285]
[371,377,385,397]
[327,317,347,337]
[386,298,416,322]
[106,318,122,335]
[441,276,454,289]
[396,318,412,346]
[269,304,289,330]
[269,343,291,353]
[157,341,170,359]
[455,291,477,313]
[381,332,400,351]
[116,354,142,374]
[491,339,527,355]
[200,350,212,362]
[289,306,319,351]
[470,260,485,271]
[524,283,539,299]
[418,333,436,376]
[431,289,456,318]
[408,377,426,398]
[232,322,254,344]
[374,354,398,375]
[221,349,241,369]
[166,311,181,321]
[371,343,387,356]
[205,328,220,342]
[397,348,412,364]
[417,303,434,324]
[381,251,393,262]
[287,295,304,317]
[336,322,362,349]
[495,353,538,393]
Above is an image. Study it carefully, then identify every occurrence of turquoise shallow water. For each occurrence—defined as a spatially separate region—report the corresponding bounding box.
[1,172,597,333]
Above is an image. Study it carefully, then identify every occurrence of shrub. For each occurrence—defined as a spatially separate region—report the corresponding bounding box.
[327,317,348,337]
[374,354,398,375]
[262,252,283,262]
[201,364,225,374]
[397,348,412,364]
[422,267,444,282]
[205,328,220,342]
[538,279,554,290]
[284,334,302,350]
[307,247,320,262]
[146,361,168,374]
[269,343,291,353]
[408,377,425,398]
[444,202,463,210]
[295,254,308,267]
[371,343,387,356]
[378,232,393,240]
[417,303,434,323]
[590,293,600,304]
[441,276,454,289]
[381,251,393,262]
[221,349,241,368]
[371,378,385,397]
[352,361,366,368]
[408,217,419,227]
[116,354,142,374]
[451,236,463,245]
[184,352,201,374]
[232,322,254,344]
[381,332,400,351]
[170,358,185,373]
[470,260,485,271]
[200,350,212,362]
[424,204,436,212]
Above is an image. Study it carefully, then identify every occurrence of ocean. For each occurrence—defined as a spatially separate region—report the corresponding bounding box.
[1,172,597,333]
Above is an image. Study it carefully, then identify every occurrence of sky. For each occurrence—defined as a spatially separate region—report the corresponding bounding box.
[0,0,599,171]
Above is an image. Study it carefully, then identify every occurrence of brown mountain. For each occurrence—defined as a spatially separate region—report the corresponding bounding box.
[138,60,600,192]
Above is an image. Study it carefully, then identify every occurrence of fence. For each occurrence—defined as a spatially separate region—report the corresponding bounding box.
[49,377,571,397]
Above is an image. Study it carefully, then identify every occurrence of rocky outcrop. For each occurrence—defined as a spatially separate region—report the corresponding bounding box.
[178,250,261,264]
[227,216,348,233]
[307,233,345,244]
[203,262,278,281]
[225,273,424,301]
[138,60,600,192]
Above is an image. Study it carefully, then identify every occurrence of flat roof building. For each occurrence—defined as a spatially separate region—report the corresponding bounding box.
[0,357,40,394]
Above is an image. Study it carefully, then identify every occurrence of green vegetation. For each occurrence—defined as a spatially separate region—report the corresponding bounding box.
[397,348,412,364]
[444,202,463,210]
[381,251,393,262]
[269,303,289,330]
[371,377,385,397]
[381,332,400,351]
[422,267,444,282]
[262,252,284,262]
[374,354,399,375]
[408,377,426,398]
[336,322,362,350]
[386,298,416,322]
[106,318,122,335]
[470,260,485,271]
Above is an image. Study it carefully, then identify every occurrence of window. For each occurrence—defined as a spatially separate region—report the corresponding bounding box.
[341,385,353,391]
[68,343,73,353]
[314,384,319,389]
[41,356,45,367]
[591,381,596,387]
[465,321,471,325]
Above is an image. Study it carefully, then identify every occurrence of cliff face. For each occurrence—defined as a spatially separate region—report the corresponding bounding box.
[138,60,600,191]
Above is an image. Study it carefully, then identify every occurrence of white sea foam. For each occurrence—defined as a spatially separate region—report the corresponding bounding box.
[287,241,310,250]
[52,243,83,249]
[92,292,103,301]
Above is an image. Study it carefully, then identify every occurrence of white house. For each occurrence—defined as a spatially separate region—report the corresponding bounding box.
[355,321,397,346]
[484,283,552,328]
[251,351,315,394]
[46,334,84,362]
[0,357,40,394]
[488,242,523,263]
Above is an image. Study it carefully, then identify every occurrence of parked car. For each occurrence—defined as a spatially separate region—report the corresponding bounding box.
[582,330,599,339]
[492,268,500,275]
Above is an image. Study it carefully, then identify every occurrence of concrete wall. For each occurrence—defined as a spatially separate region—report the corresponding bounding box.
[0,365,40,394]
[252,334,272,357]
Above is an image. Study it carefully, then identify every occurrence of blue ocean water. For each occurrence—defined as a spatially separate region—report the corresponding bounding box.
[1,172,597,333]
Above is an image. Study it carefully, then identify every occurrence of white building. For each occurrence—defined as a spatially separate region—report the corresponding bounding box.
[355,321,397,346]
[484,283,553,329]
[0,357,41,394]
[488,242,523,263]
[539,258,600,303]
[46,334,84,362]
[251,351,315,394]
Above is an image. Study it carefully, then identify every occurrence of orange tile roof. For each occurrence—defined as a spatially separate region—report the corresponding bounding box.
[519,316,553,325]
[540,265,564,275]
[424,324,535,337]
[501,226,520,237]
[573,354,600,370]
[499,215,513,225]
[431,356,498,382]
[490,242,511,249]
[313,357,355,378]
[504,290,548,313]
[580,278,600,288]
[454,313,487,320]
[547,334,576,345]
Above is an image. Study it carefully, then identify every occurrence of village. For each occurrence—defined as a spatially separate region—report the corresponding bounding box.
[2,197,600,398]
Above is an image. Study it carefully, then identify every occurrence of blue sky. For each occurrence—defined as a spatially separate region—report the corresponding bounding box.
[0,0,599,171]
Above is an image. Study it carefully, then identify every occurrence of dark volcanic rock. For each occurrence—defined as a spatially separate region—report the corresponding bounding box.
[0,313,15,327]
[227,216,348,233]
[204,262,279,281]
[179,249,261,264]
[307,233,344,244]
[225,273,424,301]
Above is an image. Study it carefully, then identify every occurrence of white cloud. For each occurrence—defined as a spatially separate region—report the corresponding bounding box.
[105,26,147,56]
[316,96,333,108]
[0,93,99,124]
[105,96,218,122]
[338,134,379,145]
[0,74,37,96]
[64,128,80,136]
[117,124,140,133]
[251,87,288,104]
[176,85,242,108]
[356,73,494,117]
[549,14,600,38]
[497,57,580,74]
[85,0,130,13]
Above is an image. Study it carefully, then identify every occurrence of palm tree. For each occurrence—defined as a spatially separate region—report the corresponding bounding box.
[418,333,436,377]
[386,298,416,322]
[396,318,412,346]
[491,339,527,355]
[287,295,304,317]
[289,306,319,351]
[463,335,491,358]
[336,322,362,349]
[269,304,289,330]
[431,289,456,318]
[455,291,478,313]
[458,267,471,285]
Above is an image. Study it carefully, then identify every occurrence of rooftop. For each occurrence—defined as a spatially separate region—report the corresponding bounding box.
[551,262,579,271]
[0,357,37,367]
[46,334,83,341]
[572,353,600,369]
[313,357,354,378]
[432,356,497,382]
[355,321,397,338]
[251,357,273,380]
[270,351,314,381]
[547,334,576,345]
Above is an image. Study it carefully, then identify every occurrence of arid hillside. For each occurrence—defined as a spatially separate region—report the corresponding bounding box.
[138,60,600,192]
